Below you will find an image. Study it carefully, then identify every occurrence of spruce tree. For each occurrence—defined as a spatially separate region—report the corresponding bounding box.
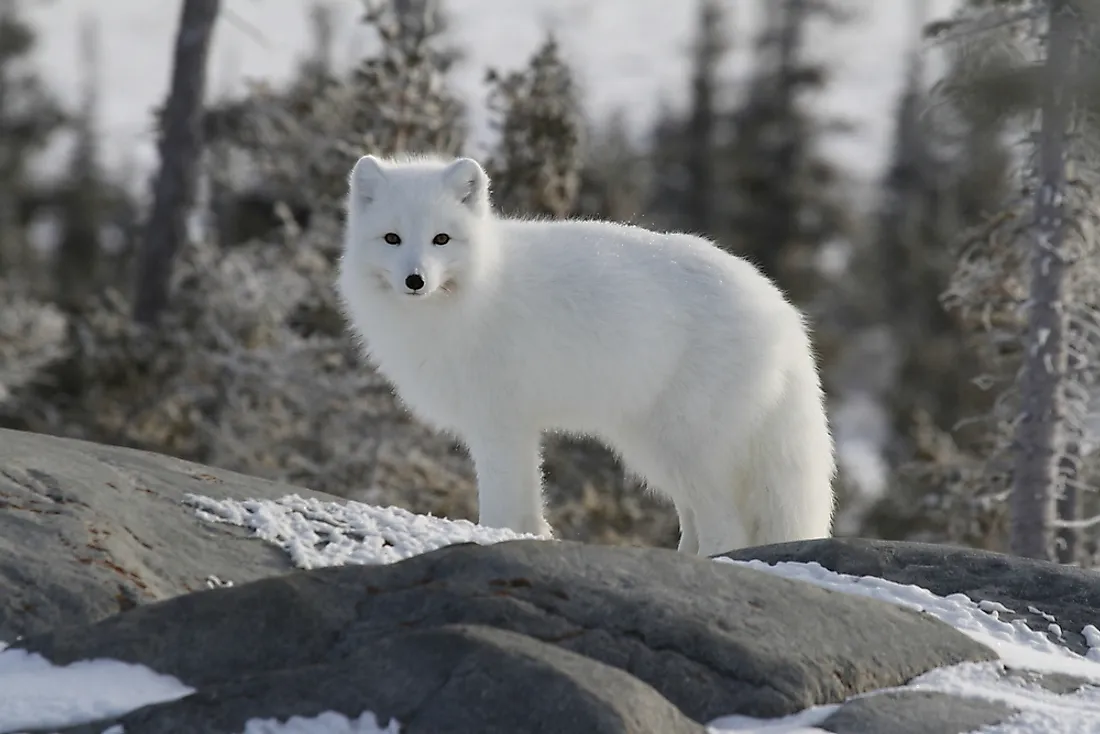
[928,0,1100,561]
[0,0,65,276]
[721,0,853,305]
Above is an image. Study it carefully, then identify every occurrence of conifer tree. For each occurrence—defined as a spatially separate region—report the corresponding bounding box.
[928,0,1100,561]
[54,16,103,309]
[722,0,853,305]
[0,0,65,275]
[485,34,583,219]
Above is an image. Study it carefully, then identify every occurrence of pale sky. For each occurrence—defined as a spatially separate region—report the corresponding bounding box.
[25,0,962,183]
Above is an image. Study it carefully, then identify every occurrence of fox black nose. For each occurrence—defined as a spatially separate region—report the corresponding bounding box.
[405,273,425,291]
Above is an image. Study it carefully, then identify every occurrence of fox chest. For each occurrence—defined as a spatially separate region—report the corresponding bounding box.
[367,332,504,430]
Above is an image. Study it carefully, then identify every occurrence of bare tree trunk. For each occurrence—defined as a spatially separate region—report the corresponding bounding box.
[0,1,19,278]
[764,0,810,302]
[1057,436,1080,563]
[770,0,807,243]
[1056,317,1100,564]
[132,0,220,326]
[1011,0,1075,561]
[686,0,727,235]
[55,15,102,311]
[0,176,19,277]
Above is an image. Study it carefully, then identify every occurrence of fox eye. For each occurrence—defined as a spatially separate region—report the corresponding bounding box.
[432,233,450,246]
[383,232,401,245]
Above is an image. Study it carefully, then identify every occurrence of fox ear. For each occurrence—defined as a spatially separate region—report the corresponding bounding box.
[349,155,386,206]
[442,157,490,215]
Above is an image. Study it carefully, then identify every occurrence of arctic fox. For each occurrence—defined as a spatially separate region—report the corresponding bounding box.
[336,153,836,555]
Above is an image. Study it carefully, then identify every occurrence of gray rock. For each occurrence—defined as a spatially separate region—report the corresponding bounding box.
[1003,668,1093,695]
[821,691,1016,734]
[3,432,1045,734]
[0,427,337,642]
[53,624,705,734]
[18,539,995,725]
[720,537,1100,656]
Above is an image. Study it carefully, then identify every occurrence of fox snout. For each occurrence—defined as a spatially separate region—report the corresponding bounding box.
[394,262,441,297]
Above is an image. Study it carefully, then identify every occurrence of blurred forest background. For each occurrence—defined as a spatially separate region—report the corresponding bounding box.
[1,0,1098,563]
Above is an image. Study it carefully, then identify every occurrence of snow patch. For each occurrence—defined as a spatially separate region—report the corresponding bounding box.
[241,711,401,734]
[712,556,1100,732]
[0,648,193,733]
[707,705,839,733]
[717,557,1097,675]
[183,493,546,569]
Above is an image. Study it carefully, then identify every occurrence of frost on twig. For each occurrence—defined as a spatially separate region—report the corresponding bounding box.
[205,0,466,223]
[917,0,1100,561]
[484,34,584,219]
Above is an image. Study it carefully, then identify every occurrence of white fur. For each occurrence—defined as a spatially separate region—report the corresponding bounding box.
[336,153,836,555]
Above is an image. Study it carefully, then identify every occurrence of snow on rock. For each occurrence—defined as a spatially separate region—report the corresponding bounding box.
[4,471,1100,733]
[180,497,1100,731]
[706,705,839,733]
[717,557,1094,673]
[183,492,547,569]
[240,711,401,734]
[1083,625,1100,662]
[714,556,1100,733]
[0,647,193,733]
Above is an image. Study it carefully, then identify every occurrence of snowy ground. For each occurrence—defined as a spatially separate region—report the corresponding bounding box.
[25,0,961,183]
[1,493,1098,734]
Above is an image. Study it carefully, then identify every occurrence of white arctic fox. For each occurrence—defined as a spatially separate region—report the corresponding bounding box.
[336,153,836,555]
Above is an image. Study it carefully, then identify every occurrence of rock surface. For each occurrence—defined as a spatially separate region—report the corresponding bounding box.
[821,691,1015,734]
[3,429,1096,733]
[54,624,706,734]
[722,537,1100,656]
[16,539,995,732]
[0,427,338,641]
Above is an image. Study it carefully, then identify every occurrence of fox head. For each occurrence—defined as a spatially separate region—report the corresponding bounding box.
[341,154,494,302]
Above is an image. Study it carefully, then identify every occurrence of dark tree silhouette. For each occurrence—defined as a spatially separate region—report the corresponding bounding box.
[133,0,220,326]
